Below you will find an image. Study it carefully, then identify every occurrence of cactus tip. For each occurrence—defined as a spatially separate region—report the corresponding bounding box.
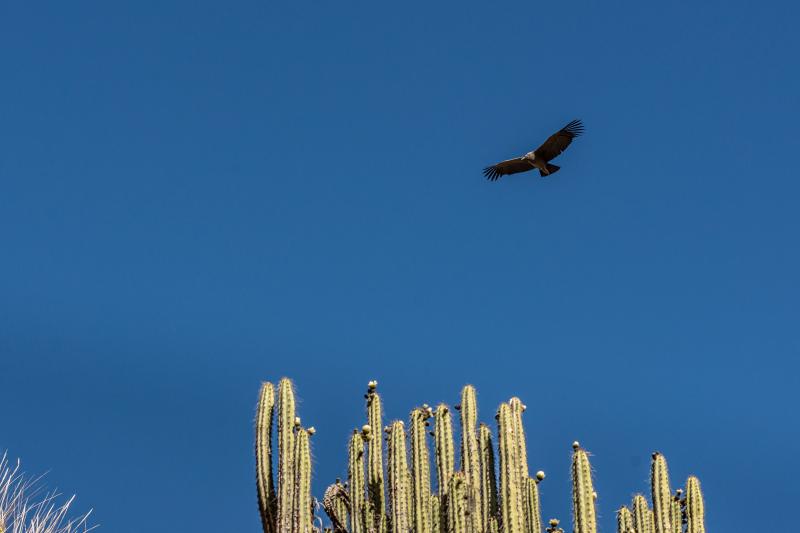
[572,441,580,450]
[549,519,559,527]
[536,470,545,481]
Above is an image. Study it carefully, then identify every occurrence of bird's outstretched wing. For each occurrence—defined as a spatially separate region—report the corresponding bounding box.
[483,158,534,181]
[533,119,584,162]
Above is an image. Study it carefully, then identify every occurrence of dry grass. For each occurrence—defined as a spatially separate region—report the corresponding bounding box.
[0,453,95,533]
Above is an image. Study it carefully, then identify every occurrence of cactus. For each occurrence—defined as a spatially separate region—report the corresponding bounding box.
[632,494,652,533]
[571,442,597,533]
[498,402,524,533]
[447,472,470,533]
[368,385,388,533]
[616,507,634,533]
[685,476,705,533]
[460,386,483,533]
[650,453,672,533]
[526,477,543,533]
[434,404,455,499]
[257,382,277,533]
[254,380,710,533]
[388,421,411,533]
[410,408,432,533]
[479,424,499,533]
[348,430,367,533]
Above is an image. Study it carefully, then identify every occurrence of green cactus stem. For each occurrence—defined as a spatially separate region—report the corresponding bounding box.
[277,378,297,533]
[348,430,367,533]
[527,477,543,533]
[571,442,597,533]
[256,382,276,533]
[616,507,634,533]
[430,495,441,533]
[685,476,705,533]
[292,428,312,533]
[670,491,682,533]
[650,453,673,533]
[460,385,483,533]
[632,495,652,533]
[434,404,455,498]
[498,403,524,533]
[367,384,387,533]
[509,398,530,533]
[388,421,411,533]
[479,423,499,533]
[447,472,469,533]
[410,408,432,533]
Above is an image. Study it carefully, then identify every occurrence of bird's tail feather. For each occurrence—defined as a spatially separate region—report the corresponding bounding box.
[540,164,560,177]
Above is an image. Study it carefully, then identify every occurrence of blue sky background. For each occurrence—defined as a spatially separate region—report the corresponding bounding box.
[1,1,798,532]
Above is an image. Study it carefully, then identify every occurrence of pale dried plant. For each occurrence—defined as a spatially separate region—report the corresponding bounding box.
[0,453,95,533]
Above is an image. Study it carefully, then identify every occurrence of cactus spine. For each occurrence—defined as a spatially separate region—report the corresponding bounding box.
[685,476,705,533]
[498,403,524,533]
[479,423,499,533]
[570,443,597,533]
[410,408,432,533]
[650,453,672,533]
[256,382,276,533]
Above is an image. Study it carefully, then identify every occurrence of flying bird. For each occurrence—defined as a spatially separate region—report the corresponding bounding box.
[483,119,584,181]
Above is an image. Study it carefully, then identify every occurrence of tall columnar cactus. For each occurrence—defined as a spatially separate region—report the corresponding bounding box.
[650,453,672,533]
[388,421,411,533]
[256,382,276,533]
[447,472,469,533]
[277,378,297,533]
[570,442,597,533]
[616,507,634,533]
[498,402,524,533]
[434,404,455,499]
[460,386,483,533]
[632,494,653,533]
[685,476,705,533]
[479,424,499,533]
[410,408,432,533]
[367,384,388,533]
[348,430,367,533]
[255,379,709,533]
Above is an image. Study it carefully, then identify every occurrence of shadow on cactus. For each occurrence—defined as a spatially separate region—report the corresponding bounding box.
[255,379,706,533]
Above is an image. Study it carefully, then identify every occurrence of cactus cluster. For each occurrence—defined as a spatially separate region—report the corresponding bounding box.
[255,379,707,533]
[616,453,706,533]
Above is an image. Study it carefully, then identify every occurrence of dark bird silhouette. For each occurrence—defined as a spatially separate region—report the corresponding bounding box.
[483,119,584,181]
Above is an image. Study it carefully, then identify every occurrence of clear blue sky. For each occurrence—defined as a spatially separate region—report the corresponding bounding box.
[1,2,798,532]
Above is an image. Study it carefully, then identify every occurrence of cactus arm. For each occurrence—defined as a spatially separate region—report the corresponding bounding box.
[256,382,276,533]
